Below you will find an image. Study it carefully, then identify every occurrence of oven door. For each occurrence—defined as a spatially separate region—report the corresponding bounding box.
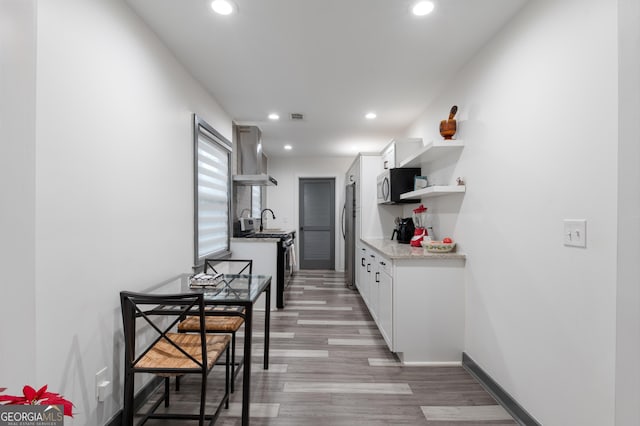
[283,238,295,288]
[277,236,296,309]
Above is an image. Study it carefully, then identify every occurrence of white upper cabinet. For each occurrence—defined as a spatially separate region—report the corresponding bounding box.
[380,138,423,171]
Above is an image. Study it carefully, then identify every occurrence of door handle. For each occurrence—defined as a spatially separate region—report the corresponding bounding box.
[382,177,390,201]
[375,272,380,283]
[361,258,365,267]
[341,204,346,239]
[366,263,371,272]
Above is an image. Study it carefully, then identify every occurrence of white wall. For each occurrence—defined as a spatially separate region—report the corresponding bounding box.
[615,0,640,424]
[405,0,618,424]
[0,0,37,390]
[28,0,232,424]
[267,156,354,271]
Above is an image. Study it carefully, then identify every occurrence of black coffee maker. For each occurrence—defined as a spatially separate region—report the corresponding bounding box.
[391,217,415,244]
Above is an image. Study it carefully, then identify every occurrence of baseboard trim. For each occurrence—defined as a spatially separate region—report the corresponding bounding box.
[401,361,462,367]
[462,352,540,426]
[105,376,162,426]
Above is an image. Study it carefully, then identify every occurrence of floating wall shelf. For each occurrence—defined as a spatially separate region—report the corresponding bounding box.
[398,140,465,168]
[400,185,466,200]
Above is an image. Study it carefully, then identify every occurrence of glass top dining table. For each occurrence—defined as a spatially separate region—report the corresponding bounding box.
[151,272,272,426]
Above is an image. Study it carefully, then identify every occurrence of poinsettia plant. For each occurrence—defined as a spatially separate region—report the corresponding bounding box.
[0,385,74,417]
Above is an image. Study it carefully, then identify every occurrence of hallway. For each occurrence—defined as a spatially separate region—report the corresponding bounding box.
[143,270,516,425]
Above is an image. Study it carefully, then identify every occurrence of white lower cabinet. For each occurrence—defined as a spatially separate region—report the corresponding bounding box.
[357,240,465,365]
[376,258,393,349]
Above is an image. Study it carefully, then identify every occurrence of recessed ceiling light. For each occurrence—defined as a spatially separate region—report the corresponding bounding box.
[211,0,235,15]
[365,112,377,120]
[412,1,435,16]
[284,145,292,151]
[268,113,280,120]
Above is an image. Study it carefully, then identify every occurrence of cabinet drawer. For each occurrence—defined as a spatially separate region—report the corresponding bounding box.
[377,256,392,275]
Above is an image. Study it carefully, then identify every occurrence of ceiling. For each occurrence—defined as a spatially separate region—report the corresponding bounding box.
[126,0,528,158]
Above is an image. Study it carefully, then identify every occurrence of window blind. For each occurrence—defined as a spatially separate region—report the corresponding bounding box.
[194,116,232,264]
[251,186,261,218]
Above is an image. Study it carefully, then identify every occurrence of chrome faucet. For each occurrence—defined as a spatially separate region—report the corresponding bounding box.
[259,208,275,232]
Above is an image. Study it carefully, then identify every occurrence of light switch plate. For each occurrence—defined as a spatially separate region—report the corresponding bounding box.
[564,219,587,248]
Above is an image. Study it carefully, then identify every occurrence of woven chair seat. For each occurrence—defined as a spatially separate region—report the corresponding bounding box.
[135,333,230,372]
[205,305,245,315]
[179,314,244,332]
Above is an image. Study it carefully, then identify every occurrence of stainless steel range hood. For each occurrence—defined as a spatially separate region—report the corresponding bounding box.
[232,125,277,186]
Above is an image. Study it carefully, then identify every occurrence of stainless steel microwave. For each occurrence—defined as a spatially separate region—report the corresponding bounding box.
[376,168,421,204]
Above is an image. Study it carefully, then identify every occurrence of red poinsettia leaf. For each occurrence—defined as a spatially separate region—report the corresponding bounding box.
[0,388,6,393]
[0,394,26,403]
[23,385,37,402]
[62,401,74,417]
[35,385,48,400]
[39,391,59,400]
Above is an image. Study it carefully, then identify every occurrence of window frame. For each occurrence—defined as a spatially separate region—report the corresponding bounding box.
[193,114,232,267]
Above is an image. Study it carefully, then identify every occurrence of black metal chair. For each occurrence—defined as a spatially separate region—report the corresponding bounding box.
[178,259,252,393]
[120,291,230,426]
[204,258,253,276]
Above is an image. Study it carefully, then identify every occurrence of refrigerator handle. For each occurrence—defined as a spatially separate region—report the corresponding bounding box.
[341,204,346,239]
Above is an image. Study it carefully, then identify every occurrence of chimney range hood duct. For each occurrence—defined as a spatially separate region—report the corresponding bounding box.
[232,125,277,186]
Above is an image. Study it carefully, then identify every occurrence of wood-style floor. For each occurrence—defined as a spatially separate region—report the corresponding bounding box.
[140,270,516,425]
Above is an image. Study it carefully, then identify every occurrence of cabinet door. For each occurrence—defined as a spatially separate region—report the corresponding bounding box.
[381,144,395,171]
[359,247,370,305]
[369,252,379,320]
[378,269,393,350]
[355,245,365,292]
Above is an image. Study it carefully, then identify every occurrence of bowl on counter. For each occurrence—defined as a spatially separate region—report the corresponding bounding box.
[421,240,456,253]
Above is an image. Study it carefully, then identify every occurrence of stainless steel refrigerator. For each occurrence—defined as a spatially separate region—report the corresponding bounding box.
[343,182,356,288]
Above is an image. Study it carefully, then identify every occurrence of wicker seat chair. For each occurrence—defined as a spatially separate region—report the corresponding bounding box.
[178,258,252,393]
[120,291,230,426]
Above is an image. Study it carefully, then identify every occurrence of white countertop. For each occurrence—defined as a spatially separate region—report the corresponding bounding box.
[361,238,466,260]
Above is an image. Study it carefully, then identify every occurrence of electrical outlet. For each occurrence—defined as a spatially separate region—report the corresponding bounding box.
[564,219,587,248]
[95,367,110,402]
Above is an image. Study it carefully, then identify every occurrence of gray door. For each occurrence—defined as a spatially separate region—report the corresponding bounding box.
[299,178,335,270]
